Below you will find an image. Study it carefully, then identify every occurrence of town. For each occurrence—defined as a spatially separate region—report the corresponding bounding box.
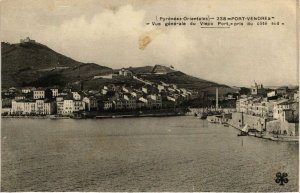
[232,83,299,139]
[192,82,299,140]
[1,68,200,118]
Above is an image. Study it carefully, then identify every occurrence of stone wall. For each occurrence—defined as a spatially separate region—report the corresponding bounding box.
[267,120,299,136]
[230,112,267,132]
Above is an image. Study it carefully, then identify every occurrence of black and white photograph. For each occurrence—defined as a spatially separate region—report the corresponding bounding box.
[0,0,299,192]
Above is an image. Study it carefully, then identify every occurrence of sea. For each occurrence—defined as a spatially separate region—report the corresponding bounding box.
[1,116,298,191]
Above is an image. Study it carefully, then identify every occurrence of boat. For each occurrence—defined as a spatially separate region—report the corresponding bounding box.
[197,113,207,120]
[237,132,248,136]
[50,115,70,119]
[248,132,256,136]
[237,124,249,136]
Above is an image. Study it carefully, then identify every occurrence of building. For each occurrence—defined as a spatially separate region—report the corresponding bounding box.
[103,100,113,110]
[118,68,133,77]
[51,88,59,97]
[157,85,165,92]
[63,99,74,115]
[275,87,288,96]
[11,99,54,115]
[273,100,290,120]
[113,99,124,110]
[123,95,136,109]
[56,97,64,115]
[2,98,12,108]
[73,100,85,112]
[33,89,45,99]
[251,82,266,96]
[11,100,26,114]
[72,92,81,100]
[35,100,54,115]
[148,94,162,109]
[21,87,35,94]
[20,37,36,44]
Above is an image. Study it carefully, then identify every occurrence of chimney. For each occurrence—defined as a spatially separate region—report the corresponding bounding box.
[216,87,219,109]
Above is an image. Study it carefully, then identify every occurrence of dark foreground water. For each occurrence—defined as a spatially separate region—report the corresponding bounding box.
[1,117,298,191]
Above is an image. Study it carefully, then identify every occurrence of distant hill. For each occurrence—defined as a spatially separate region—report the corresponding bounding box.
[1,41,236,95]
[1,42,112,88]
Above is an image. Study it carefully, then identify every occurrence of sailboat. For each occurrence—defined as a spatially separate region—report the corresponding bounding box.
[237,124,249,136]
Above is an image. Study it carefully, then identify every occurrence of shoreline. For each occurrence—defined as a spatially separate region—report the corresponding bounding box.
[227,122,298,143]
[1,111,186,119]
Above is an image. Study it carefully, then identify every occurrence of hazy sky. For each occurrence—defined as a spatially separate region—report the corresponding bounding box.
[0,0,298,87]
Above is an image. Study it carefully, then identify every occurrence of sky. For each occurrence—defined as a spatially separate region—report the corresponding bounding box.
[0,0,298,87]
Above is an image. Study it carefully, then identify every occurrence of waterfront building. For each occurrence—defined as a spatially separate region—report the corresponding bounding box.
[103,100,113,110]
[11,100,25,114]
[11,99,54,115]
[1,107,11,115]
[113,99,124,110]
[148,94,162,109]
[56,97,64,115]
[273,100,290,120]
[89,97,98,110]
[82,97,91,111]
[73,100,85,112]
[35,99,54,115]
[123,95,136,109]
[62,99,74,115]
[23,101,36,114]
[2,98,12,108]
[136,101,145,109]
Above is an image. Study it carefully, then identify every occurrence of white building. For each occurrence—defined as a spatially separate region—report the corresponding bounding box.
[82,97,91,111]
[74,100,85,112]
[35,100,54,115]
[21,87,35,94]
[118,68,133,77]
[104,100,113,110]
[72,92,81,100]
[63,100,74,115]
[11,99,54,115]
[51,88,59,97]
[273,101,291,120]
[33,90,45,99]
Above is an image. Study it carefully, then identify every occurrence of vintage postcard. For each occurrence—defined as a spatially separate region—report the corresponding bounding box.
[0,0,299,192]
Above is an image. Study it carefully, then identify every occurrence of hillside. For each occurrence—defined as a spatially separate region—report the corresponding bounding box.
[125,66,236,95]
[1,42,112,88]
[1,41,236,95]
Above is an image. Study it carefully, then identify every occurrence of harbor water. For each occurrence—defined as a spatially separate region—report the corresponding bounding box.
[1,117,298,191]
